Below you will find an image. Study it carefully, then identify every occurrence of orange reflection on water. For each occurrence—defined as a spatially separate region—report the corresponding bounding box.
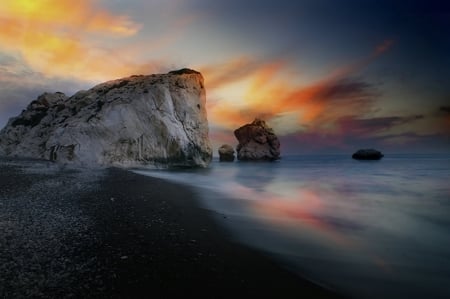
[236,182,393,274]
[251,186,352,247]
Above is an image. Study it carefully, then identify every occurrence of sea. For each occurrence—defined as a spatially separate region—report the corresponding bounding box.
[134,154,450,299]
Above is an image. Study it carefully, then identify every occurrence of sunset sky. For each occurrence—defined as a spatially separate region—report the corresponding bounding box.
[0,0,449,154]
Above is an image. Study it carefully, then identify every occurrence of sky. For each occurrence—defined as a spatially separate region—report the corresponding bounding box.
[0,0,449,154]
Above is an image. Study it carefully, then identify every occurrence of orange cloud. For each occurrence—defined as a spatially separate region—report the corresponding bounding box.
[204,40,395,135]
[206,62,376,132]
[200,57,261,89]
[1,0,140,36]
[0,0,154,82]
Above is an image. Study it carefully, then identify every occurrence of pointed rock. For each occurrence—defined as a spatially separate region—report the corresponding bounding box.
[234,118,280,161]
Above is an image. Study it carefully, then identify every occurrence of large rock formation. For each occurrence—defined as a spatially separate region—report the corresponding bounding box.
[0,69,212,168]
[234,119,280,161]
[218,144,235,162]
[352,149,384,160]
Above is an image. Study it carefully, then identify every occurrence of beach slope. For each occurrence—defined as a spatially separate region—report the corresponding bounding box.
[0,158,344,298]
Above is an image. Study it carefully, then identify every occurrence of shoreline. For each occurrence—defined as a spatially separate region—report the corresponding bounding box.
[0,158,345,298]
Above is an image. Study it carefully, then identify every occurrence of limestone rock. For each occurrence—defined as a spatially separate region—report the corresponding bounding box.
[234,118,280,161]
[352,149,384,160]
[218,144,235,162]
[0,69,212,168]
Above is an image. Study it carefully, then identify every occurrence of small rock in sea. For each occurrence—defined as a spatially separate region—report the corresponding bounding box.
[234,118,280,161]
[218,144,235,162]
[352,149,384,160]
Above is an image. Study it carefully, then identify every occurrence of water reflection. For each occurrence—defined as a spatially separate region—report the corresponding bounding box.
[238,163,448,298]
[135,155,450,299]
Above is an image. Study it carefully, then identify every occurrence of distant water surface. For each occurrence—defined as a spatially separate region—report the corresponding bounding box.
[134,154,450,299]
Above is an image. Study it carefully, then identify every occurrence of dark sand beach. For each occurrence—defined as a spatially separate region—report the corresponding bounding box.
[0,158,345,298]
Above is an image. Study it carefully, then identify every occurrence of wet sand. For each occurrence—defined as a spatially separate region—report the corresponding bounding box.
[0,158,345,298]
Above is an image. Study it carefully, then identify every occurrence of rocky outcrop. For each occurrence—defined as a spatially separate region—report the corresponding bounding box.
[218,144,235,162]
[234,119,280,161]
[352,149,384,160]
[0,69,212,168]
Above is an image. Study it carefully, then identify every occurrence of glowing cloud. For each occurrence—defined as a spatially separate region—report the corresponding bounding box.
[0,0,151,82]
[1,0,141,36]
[203,55,378,133]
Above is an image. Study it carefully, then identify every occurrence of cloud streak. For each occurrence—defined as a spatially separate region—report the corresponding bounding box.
[337,115,425,136]
[279,118,442,154]
[200,57,266,89]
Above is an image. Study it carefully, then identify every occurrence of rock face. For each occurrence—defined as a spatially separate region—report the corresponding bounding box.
[234,119,280,161]
[352,149,384,160]
[218,144,235,162]
[0,69,212,168]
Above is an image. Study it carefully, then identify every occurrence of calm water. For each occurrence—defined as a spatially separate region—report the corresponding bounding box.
[135,154,450,299]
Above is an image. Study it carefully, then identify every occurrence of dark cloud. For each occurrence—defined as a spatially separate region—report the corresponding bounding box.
[0,55,89,128]
[279,125,448,154]
[313,78,376,103]
[375,132,450,151]
[277,114,426,154]
[439,106,450,114]
[338,115,424,135]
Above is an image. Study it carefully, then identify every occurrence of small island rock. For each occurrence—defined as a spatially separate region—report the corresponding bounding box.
[218,144,235,162]
[234,118,280,161]
[352,149,384,160]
